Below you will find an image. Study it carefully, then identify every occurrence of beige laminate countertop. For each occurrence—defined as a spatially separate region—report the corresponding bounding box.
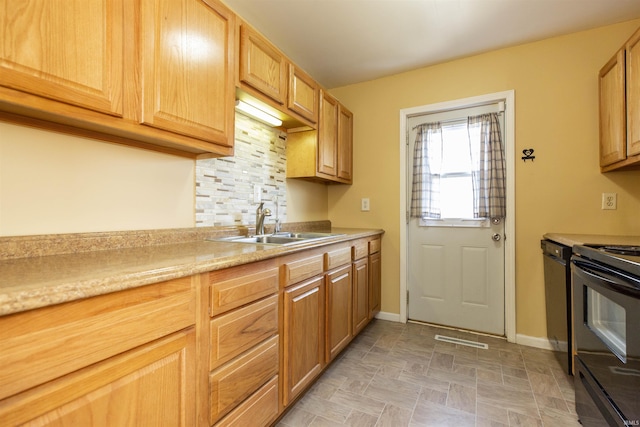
[0,228,383,317]
[543,233,640,248]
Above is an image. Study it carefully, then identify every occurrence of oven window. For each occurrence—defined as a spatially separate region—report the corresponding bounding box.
[586,287,627,361]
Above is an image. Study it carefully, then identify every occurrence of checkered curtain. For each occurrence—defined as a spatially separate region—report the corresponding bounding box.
[410,122,443,218]
[468,113,506,219]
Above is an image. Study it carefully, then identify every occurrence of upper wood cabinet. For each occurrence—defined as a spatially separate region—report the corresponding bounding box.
[599,26,640,172]
[140,0,236,149]
[239,24,287,105]
[286,91,353,184]
[0,0,124,117]
[0,0,236,158]
[288,64,319,124]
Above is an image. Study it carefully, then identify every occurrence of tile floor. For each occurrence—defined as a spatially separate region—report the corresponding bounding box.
[277,320,581,427]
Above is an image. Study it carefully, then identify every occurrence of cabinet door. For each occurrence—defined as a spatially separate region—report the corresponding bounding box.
[239,24,287,105]
[140,0,235,147]
[337,104,353,183]
[288,64,318,123]
[0,329,196,426]
[353,258,369,335]
[318,91,339,178]
[368,252,381,319]
[326,265,353,362]
[599,49,626,166]
[627,29,640,157]
[283,276,325,406]
[0,0,123,116]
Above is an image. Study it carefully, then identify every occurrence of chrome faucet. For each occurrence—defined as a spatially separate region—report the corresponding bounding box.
[255,202,271,235]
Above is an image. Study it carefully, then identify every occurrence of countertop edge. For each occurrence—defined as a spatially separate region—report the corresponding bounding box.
[0,228,384,317]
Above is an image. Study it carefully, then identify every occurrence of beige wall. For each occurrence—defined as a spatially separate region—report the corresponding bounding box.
[0,121,196,236]
[0,120,328,236]
[328,20,640,339]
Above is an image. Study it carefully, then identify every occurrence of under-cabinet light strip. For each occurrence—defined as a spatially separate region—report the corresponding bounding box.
[235,100,282,127]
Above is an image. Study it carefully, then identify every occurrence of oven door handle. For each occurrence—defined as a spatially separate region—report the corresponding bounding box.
[573,259,640,297]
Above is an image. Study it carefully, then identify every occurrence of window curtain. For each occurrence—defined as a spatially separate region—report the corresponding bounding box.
[410,122,443,218]
[467,113,506,220]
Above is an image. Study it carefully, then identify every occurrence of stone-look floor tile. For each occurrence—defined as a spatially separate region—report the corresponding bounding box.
[477,367,503,385]
[539,406,583,426]
[296,395,353,424]
[527,371,563,398]
[417,386,448,406]
[446,382,476,414]
[477,382,539,419]
[363,375,421,410]
[507,410,543,427]
[429,351,455,371]
[330,389,386,417]
[277,406,316,427]
[308,415,345,427]
[476,402,509,425]
[376,403,412,427]
[410,401,476,426]
[282,320,580,427]
[344,410,379,427]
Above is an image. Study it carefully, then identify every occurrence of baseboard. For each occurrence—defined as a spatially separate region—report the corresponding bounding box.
[374,311,401,322]
[516,333,568,352]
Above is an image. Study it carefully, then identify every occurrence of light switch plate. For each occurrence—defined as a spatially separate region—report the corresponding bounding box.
[361,198,370,212]
[602,192,617,210]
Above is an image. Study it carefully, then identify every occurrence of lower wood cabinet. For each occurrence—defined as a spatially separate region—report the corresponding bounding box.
[0,277,197,426]
[353,257,369,335]
[326,264,353,362]
[369,250,382,319]
[282,275,325,406]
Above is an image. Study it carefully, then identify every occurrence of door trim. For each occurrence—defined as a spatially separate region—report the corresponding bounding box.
[399,90,516,342]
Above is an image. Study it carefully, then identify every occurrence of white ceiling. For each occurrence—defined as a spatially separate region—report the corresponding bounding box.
[223,0,640,89]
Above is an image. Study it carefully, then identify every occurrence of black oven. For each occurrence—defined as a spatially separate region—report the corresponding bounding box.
[572,245,640,427]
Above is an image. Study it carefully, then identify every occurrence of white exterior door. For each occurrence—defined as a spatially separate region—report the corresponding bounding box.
[406,105,505,336]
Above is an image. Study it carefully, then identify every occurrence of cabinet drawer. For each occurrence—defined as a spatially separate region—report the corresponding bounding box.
[369,238,381,254]
[210,295,278,370]
[325,247,351,271]
[282,254,324,287]
[209,266,279,316]
[0,276,194,401]
[352,240,368,261]
[214,375,279,427]
[209,335,278,424]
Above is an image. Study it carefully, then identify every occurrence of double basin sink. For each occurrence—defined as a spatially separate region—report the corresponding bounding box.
[212,232,344,246]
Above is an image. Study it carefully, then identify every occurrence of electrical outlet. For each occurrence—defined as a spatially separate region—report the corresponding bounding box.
[361,198,370,212]
[602,192,617,210]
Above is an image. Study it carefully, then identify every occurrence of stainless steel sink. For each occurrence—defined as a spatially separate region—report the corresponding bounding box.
[210,232,344,246]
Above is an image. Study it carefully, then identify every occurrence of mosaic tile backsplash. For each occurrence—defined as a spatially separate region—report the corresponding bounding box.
[196,113,287,227]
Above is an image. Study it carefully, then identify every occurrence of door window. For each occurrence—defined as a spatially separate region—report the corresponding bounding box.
[586,287,627,362]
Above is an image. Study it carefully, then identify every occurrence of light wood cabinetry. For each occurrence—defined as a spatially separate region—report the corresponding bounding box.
[368,239,382,319]
[326,264,353,362]
[140,0,235,149]
[0,277,197,425]
[282,275,326,406]
[239,24,287,105]
[0,0,236,158]
[208,260,280,426]
[0,0,124,117]
[599,26,640,171]
[286,91,354,184]
[288,65,319,124]
[353,259,369,333]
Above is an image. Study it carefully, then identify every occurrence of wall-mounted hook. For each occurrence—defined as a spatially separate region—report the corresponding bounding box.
[522,148,535,162]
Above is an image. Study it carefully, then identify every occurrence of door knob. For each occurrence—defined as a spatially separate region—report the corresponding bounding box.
[492,233,501,241]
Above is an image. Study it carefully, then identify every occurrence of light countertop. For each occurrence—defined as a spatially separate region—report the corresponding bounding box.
[543,233,640,248]
[0,227,383,317]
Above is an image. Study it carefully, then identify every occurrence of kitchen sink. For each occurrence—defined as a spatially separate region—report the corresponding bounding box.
[209,232,344,246]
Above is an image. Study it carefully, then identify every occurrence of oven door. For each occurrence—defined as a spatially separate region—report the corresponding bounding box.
[572,257,640,426]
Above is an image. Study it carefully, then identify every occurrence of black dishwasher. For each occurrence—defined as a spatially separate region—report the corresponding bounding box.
[540,239,573,375]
